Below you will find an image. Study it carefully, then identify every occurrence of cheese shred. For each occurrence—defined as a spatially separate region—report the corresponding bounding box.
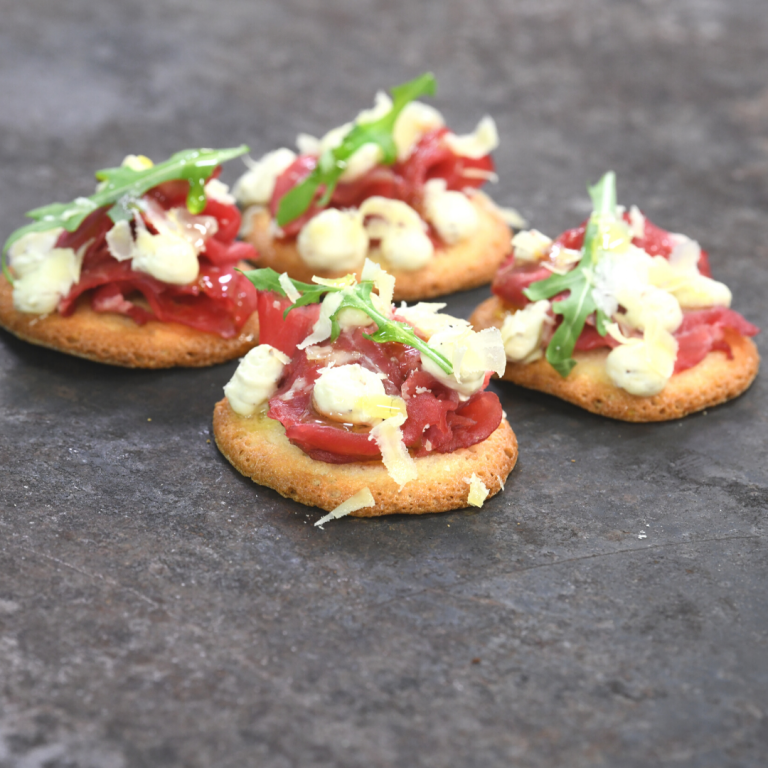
[465,474,490,507]
[369,414,418,489]
[315,487,376,527]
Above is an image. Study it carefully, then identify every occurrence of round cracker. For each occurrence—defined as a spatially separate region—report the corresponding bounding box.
[0,275,259,368]
[213,398,518,515]
[243,192,511,301]
[470,296,760,422]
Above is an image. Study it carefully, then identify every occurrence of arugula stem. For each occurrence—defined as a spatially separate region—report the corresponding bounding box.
[2,146,250,274]
[523,170,618,377]
[348,291,453,375]
[275,73,436,227]
[240,267,453,375]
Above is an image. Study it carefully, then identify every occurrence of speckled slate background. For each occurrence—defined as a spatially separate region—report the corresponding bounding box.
[1,1,767,766]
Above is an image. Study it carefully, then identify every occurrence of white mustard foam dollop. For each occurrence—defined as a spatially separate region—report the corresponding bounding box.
[104,202,219,285]
[359,196,433,271]
[224,344,291,417]
[131,228,200,285]
[12,247,83,314]
[604,320,678,397]
[423,179,478,245]
[297,209,369,271]
[9,229,83,314]
[501,300,552,363]
[312,363,406,426]
[8,229,64,276]
[647,242,732,309]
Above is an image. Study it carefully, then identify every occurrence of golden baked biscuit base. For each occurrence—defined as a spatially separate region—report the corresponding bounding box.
[470,296,760,422]
[213,398,518,515]
[0,276,259,368]
[243,192,511,301]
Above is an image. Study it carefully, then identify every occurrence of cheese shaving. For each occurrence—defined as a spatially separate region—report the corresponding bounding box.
[501,300,552,363]
[471,192,527,229]
[279,272,301,303]
[421,325,506,397]
[369,414,417,489]
[361,258,396,307]
[354,394,408,421]
[314,487,376,527]
[462,168,499,182]
[465,474,490,507]
[628,205,646,239]
[511,229,552,265]
[395,302,466,339]
[444,116,499,159]
[297,291,344,349]
[312,274,357,289]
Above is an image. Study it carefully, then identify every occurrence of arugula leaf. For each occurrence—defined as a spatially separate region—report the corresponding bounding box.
[275,72,437,227]
[241,266,453,374]
[523,171,618,377]
[2,146,249,284]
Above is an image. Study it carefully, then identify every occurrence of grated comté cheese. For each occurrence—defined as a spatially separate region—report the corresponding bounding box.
[361,258,396,306]
[421,325,506,397]
[279,272,301,303]
[444,116,499,159]
[315,487,376,527]
[511,229,553,264]
[354,394,408,421]
[369,414,417,489]
[298,291,343,349]
[474,193,527,230]
[465,474,490,507]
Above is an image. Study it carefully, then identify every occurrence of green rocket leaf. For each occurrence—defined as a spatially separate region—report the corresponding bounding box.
[275,72,437,227]
[241,266,453,375]
[2,146,249,284]
[523,170,620,377]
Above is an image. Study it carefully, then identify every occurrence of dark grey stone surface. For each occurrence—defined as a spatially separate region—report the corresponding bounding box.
[1,1,767,766]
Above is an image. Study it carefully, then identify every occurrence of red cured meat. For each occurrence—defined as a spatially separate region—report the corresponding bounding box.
[269,155,322,237]
[676,306,759,337]
[256,292,321,357]
[549,215,712,276]
[55,178,259,338]
[268,127,495,240]
[494,211,713,309]
[520,305,758,373]
[490,208,753,372]
[574,324,621,351]
[264,323,502,465]
[393,128,494,205]
[673,307,759,373]
[331,166,399,208]
[491,255,553,308]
